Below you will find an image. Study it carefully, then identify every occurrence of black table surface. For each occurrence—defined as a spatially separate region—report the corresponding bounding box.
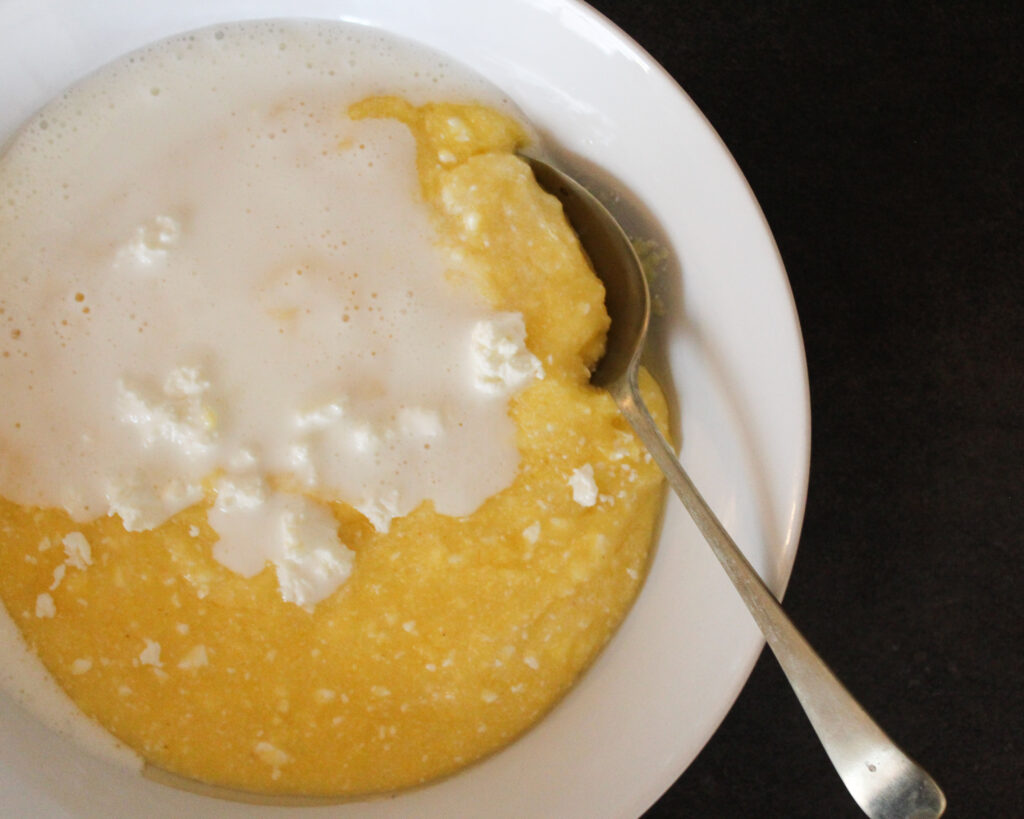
[581,2,1022,817]
[2,4,1019,817]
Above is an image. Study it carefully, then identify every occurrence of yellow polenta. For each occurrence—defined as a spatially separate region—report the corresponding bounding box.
[0,99,668,796]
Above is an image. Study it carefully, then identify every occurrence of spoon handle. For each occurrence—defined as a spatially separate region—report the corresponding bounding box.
[614,378,946,819]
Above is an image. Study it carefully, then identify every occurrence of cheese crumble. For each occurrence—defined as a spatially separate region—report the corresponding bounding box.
[61,532,93,571]
[569,464,600,507]
[138,640,163,668]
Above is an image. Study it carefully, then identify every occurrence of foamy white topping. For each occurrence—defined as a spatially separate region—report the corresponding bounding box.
[0,21,539,609]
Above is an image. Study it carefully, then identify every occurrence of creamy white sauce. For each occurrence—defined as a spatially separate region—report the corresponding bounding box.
[0,21,542,610]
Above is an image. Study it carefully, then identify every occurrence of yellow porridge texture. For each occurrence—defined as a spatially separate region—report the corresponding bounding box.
[0,98,668,796]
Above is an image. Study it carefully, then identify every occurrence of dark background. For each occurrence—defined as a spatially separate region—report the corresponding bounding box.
[584,1,1023,817]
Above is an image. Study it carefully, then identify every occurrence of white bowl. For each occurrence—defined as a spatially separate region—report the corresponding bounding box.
[0,1,810,816]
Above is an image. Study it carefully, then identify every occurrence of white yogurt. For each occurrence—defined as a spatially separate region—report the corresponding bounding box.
[0,20,543,610]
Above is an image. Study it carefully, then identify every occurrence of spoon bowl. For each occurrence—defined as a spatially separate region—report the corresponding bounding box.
[525,158,651,391]
[525,155,946,819]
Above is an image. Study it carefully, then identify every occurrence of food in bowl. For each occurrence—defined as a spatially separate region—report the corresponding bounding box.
[0,19,668,796]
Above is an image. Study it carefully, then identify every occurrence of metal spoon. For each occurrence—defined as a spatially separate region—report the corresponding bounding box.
[526,156,946,819]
